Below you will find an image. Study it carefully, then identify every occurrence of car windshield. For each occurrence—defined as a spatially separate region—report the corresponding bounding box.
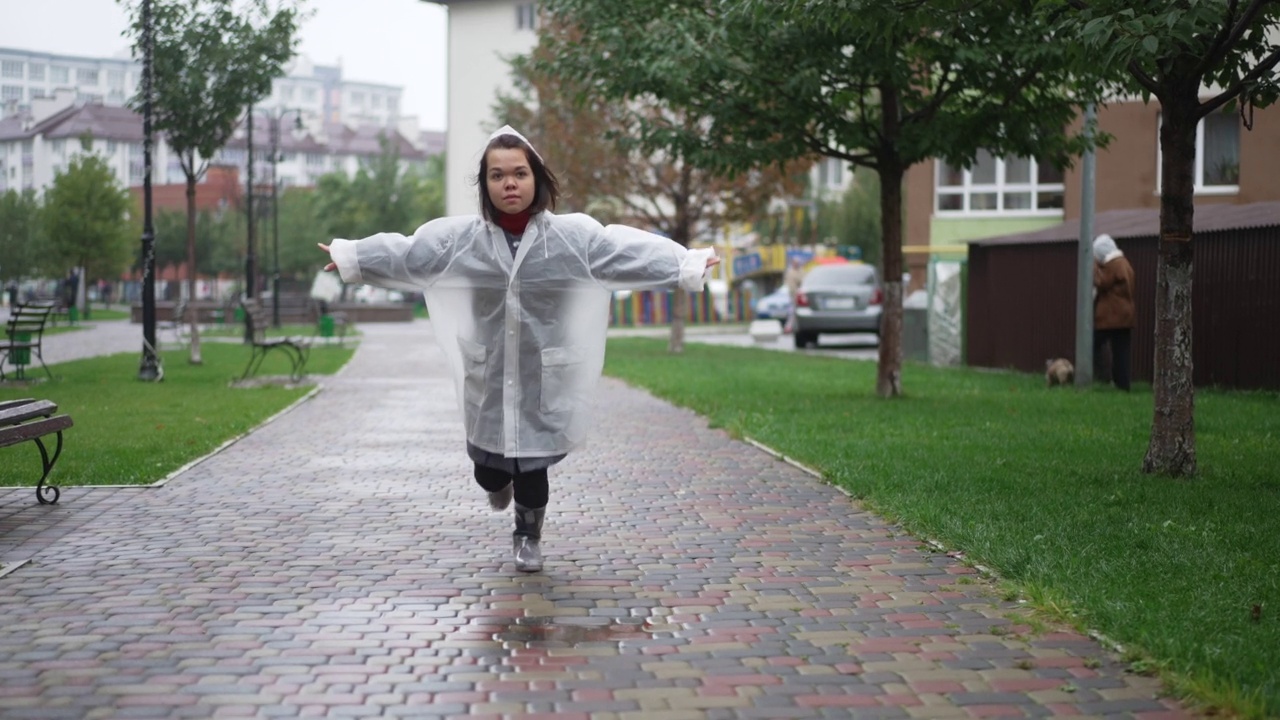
[802,264,877,288]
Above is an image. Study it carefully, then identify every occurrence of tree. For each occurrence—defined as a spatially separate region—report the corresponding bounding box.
[152,207,242,280]
[0,189,45,287]
[510,20,808,352]
[538,0,1108,394]
[42,149,136,317]
[120,0,304,363]
[1043,2,1280,477]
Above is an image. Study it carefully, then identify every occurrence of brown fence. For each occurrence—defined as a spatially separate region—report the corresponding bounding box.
[967,224,1280,391]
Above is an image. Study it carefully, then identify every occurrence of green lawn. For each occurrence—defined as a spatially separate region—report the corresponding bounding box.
[603,337,1280,719]
[0,341,354,488]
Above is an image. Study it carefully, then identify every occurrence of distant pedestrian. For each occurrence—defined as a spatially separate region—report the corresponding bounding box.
[319,126,719,572]
[1092,234,1136,391]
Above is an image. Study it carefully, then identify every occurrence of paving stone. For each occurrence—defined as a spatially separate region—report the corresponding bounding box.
[0,320,1200,719]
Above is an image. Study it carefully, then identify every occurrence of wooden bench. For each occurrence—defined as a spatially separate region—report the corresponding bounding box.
[240,300,310,382]
[1,301,57,382]
[0,398,73,504]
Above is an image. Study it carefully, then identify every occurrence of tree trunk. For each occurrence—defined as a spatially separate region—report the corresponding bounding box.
[1143,99,1196,476]
[873,147,905,400]
[185,176,203,365]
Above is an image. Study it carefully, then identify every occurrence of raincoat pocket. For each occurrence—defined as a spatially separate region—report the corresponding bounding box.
[540,345,585,415]
[457,336,488,409]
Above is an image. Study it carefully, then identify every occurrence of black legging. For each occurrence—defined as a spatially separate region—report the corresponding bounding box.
[1093,328,1132,391]
[473,464,549,509]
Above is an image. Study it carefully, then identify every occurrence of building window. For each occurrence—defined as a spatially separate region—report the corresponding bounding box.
[28,64,45,81]
[1156,111,1241,193]
[302,87,317,103]
[76,68,99,86]
[351,91,365,106]
[935,150,1065,214]
[817,157,844,189]
[107,69,125,88]
[51,65,69,84]
[516,2,538,30]
[1,85,22,102]
[1,60,23,79]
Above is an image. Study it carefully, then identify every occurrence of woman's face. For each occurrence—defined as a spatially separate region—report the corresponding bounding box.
[485,147,535,215]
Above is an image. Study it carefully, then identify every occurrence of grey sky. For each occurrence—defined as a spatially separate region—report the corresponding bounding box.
[0,0,448,131]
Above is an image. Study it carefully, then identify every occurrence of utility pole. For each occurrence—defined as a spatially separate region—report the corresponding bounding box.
[137,0,161,382]
[1075,104,1097,387]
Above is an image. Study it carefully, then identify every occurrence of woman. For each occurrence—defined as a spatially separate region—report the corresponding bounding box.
[320,126,719,572]
[1092,233,1136,391]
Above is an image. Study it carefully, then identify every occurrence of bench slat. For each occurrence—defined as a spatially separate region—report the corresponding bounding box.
[0,399,57,426]
[0,414,73,450]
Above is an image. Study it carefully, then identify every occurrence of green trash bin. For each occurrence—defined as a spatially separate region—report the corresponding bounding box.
[68,305,79,324]
[234,305,245,324]
[319,314,335,338]
[10,332,31,366]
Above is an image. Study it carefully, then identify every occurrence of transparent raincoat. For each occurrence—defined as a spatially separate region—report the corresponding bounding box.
[328,192,714,459]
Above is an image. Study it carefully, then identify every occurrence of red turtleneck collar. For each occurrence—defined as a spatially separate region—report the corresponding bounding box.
[495,209,531,235]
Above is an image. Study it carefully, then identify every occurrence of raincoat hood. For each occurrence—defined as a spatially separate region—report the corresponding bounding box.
[489,124,544,163]
[1093,233,1120,264]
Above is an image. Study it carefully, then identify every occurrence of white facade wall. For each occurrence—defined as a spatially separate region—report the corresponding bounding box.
[437,1,538,215]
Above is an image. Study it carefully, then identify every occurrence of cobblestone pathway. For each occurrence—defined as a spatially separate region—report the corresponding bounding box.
[0,322,1191,719]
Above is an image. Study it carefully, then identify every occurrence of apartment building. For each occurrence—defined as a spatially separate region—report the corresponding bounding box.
[0,89,428,196]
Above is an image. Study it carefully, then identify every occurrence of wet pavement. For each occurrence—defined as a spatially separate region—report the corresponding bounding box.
[0,318,1191,718]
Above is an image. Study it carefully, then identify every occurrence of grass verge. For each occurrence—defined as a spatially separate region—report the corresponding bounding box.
[0,341,354,489]
[604,337,1279,719]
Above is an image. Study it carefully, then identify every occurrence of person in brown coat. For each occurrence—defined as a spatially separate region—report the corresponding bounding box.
[1092,233,1136,391]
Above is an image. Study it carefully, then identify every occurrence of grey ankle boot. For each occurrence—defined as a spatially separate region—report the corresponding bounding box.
[513,503,545,573]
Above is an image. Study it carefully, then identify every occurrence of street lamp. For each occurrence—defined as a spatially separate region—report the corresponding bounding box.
[137,0,161,381]
[268,108,304,328]
[244,105,256,343]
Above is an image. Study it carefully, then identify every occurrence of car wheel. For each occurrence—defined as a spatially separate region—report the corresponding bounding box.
[794,331,816,349]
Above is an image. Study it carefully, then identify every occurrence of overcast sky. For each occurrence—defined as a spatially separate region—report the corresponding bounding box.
[0,0,449,131]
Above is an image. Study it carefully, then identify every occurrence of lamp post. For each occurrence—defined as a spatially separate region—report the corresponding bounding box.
[268,108,303,328]
[137,0,161,381]
[244,106,256,343]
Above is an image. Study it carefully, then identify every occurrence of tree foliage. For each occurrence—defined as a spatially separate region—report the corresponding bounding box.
[538,0,1111,394]
[1042,0,1280,479]
[0,189,46,283]
[42,152,135,284]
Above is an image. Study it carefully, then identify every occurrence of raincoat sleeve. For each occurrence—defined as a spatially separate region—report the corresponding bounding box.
[581,218,715,293]
[328,217,463,292]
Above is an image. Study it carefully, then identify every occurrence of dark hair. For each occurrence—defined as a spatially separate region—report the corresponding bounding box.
[477,133,560,221]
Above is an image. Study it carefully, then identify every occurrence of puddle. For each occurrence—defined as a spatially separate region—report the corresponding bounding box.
[485,616,665,646]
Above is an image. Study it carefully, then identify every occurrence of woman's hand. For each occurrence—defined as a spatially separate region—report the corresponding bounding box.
[705,255,721,270]
[318,243,336,272]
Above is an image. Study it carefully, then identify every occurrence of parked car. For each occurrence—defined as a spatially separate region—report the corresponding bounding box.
[792,263,882,348]
[753,287,793,320]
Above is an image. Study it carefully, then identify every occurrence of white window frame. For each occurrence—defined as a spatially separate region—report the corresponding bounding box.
[1,60,23,79]
[1156,112,1240,197]
[934,152,1065,217]
[516,3,538,31]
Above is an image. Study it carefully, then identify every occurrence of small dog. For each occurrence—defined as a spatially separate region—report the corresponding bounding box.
[1045,358,1074,387]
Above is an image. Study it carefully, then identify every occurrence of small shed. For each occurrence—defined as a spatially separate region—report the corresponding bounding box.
[966,202,1280,390]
